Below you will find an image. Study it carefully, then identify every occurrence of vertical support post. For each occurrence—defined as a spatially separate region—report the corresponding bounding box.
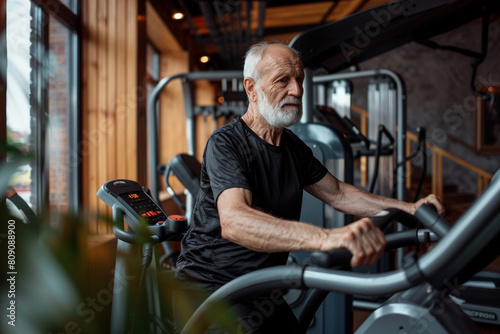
[148,75,180,201]
[183,78,196,156]
[432,151,443,199]
[301,67,313,123]
[389,73,406,203]
[406,134,412,190]
[316,83,326,106]
[477,175,484,197]
[329,80,352,117]
[110,239,135,334]
[360,111,368,187]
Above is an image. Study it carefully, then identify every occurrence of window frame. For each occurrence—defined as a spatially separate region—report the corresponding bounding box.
[30,0,81,213]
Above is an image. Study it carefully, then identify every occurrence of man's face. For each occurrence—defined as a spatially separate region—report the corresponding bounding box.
[255,45,304,128]
[256,84,302,129]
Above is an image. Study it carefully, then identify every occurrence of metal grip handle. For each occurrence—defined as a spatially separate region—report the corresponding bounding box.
[310,208,431,268]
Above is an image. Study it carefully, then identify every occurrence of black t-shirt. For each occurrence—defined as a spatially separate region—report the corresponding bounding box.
[175,117,328,289]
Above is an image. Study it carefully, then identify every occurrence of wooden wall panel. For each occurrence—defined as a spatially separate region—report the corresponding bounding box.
[159,52,188,166]
[81,1,194,233]
[82,0,138,233]
[115,0,127,202]
[96,0,109,234]
[82,0,97,233]
[126,0,139,182]
[105,0,117,231]
[147,2,191,195]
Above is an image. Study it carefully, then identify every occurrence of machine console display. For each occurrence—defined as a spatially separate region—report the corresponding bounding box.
[97,179,186,242]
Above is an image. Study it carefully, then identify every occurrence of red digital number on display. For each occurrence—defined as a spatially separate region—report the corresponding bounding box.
[141,210,162,218]
[128,193,139,199]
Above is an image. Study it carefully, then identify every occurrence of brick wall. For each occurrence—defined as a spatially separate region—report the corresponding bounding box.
[351,20,500,192]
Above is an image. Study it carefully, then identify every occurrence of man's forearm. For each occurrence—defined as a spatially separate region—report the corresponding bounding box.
[305,173,414,218]
[332,182,414,217]
[220,203,330,253]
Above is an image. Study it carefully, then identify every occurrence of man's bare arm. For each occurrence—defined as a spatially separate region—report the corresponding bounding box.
[217,187,386,267]
[305,172,444,217]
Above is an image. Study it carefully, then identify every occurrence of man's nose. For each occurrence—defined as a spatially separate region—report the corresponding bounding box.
[288,79,303,97]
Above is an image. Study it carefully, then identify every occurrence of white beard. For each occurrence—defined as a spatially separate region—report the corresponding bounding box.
[256,86,302,129]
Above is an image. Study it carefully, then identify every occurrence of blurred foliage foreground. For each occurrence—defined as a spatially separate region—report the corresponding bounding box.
[0,145,235,334]
[0,145,117,334]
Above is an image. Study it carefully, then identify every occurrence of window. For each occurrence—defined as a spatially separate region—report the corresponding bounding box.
[6,0,80,217]
[6,0,33,207]
[47,11,79,212]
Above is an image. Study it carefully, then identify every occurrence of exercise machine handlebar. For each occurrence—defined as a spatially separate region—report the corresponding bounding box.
[371,207,422,230]
[310,228,438,268]
[310,207,433,268]
[112,205,161,245]
[414,203,451,238]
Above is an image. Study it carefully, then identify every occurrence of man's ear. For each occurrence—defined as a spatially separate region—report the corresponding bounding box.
[244,77,258,103]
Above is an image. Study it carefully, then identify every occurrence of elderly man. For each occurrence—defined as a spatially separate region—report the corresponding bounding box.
[174,41,443,333]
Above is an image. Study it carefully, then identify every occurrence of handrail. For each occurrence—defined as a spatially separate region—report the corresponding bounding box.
[349,104,493,198]
[406,132,493,198]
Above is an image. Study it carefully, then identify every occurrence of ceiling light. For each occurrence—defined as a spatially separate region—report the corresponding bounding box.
[200,55,210,63]
[172,10,184,20]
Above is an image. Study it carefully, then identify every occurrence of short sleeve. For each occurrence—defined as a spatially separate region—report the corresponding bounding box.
[203,132,252,202]
[284,129,328,187]
[303,145,328,187]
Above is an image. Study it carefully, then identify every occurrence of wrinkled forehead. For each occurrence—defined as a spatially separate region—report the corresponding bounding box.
[258,45,304,79]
